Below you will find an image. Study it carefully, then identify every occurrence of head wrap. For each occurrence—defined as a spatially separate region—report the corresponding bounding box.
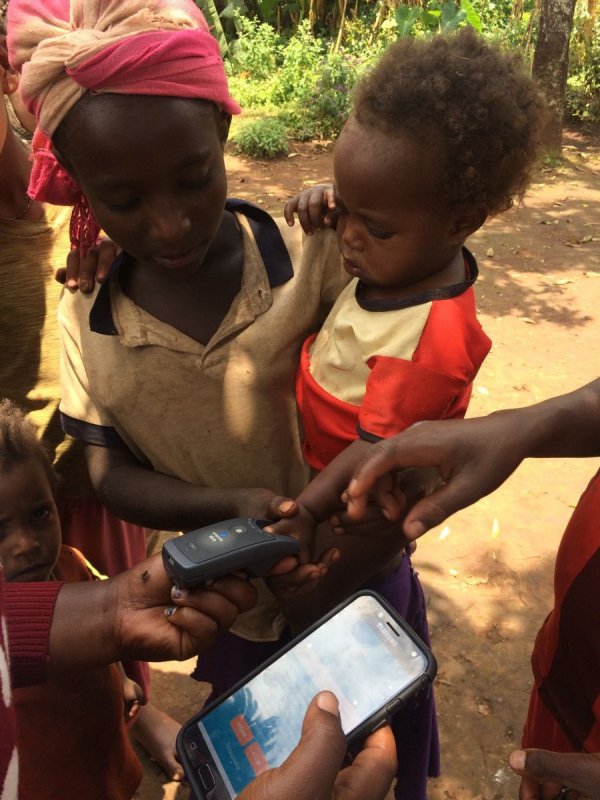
[7,0,240,254]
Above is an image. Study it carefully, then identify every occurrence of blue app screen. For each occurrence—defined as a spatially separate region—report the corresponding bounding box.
[198,595,426,797]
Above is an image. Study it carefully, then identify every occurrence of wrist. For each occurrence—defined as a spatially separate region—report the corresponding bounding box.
[48,578,121,673]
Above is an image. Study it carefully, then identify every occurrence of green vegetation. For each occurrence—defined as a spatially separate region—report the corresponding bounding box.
[196,0,599,158]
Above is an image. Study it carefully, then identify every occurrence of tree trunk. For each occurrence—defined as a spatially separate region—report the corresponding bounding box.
[532,0,577,154]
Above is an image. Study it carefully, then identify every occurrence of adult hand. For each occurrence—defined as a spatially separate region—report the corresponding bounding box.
[238,692,397,800]
[49,553,257,672]
[56,238,118,292]
[510,749,600,799]
[345,413,528,540]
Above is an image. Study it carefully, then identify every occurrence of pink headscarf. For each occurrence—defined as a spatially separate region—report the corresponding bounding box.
[7,0,240,254]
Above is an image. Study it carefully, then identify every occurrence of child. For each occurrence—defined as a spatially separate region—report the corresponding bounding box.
[0,399,143,800]
[269,27,546,574]
[263,29,545,797]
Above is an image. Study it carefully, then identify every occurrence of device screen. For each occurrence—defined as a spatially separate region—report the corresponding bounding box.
[194,594,427,798]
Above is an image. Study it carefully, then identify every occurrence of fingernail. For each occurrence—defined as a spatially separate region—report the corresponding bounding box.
[164,606,176,617]
[407,521,427,538]
[279,500,294,514]
[508,750,525,771]
[317,691,340,717]
[80,280,90,293]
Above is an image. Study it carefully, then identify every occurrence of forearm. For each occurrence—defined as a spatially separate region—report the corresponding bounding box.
[282,520,405,630]
[47,579,120,673]
[94,462,242,530]
[503,379,600,459]
[87,445,255,530]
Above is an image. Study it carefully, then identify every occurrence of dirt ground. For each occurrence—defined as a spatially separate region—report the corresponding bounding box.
[134,127,600,800]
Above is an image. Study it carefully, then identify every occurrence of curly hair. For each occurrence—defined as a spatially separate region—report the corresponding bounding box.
[353,27,547,217]
[0,399,58,494]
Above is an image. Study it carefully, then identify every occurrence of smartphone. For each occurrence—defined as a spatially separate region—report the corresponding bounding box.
[177,590,437,799]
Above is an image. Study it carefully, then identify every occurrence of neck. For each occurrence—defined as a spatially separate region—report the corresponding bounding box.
[0,123,43,221]
[363,248,466,303]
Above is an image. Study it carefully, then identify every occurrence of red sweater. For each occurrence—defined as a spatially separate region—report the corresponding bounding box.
[1,569,62,800]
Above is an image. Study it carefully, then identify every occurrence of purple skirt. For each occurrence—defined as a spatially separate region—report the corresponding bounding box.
[191,554,440,799]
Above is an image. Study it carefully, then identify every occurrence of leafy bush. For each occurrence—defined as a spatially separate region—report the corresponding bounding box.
[566,14,600,124]
[231,117,289,158]
[227,15,281,81]
[226,16,381,141]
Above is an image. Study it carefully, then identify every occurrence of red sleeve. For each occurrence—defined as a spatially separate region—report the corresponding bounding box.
[4,581,63,689]
[359,292,491,441]
[358,356,470,440]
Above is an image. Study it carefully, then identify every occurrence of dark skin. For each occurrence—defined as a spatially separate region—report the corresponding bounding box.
[64,97,468,620]
[55,94,428,619]
[269,116,485,596]
[54,93,331,579]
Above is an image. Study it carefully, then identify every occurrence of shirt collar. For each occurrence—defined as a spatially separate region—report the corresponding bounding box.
[89,199,294,336]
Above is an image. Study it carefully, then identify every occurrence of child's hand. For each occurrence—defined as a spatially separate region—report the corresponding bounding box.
[232,488,298,523]
[266,546,340,604]
[266,505,318,564]
[341,467,444,531]
[284,184,338,236]
[56,238,119,293]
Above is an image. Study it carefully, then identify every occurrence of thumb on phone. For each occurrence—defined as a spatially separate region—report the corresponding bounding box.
[238,692,346,800]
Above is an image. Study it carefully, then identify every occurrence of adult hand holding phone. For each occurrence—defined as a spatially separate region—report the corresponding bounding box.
[238,692,397,800]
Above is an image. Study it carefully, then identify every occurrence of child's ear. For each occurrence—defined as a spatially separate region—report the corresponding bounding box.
[450,207,487,241]
[218,111,232,147]
[1,65,19,96]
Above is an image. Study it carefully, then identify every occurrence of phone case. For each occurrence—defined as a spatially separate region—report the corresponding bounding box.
[177,589,437,798]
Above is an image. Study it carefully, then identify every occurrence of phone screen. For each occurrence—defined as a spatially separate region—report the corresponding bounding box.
[190,594,428,798]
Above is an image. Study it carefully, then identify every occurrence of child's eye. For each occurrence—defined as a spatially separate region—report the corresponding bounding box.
[105,198,140,213]
[180,172,211,191]
[31,506,50,522]
[367,227,393,240]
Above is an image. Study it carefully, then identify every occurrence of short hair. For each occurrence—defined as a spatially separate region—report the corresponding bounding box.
[353,27,547,217]
[0,399,58,495]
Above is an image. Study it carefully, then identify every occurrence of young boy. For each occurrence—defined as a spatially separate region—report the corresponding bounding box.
[0,399,142,800]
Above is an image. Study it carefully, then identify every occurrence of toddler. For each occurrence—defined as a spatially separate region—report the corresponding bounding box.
[271,27,546,567]
[0,399,143,800]
[267,30,545,797]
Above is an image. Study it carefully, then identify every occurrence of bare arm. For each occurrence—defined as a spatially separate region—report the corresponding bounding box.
[85,444,297,531]
[8,554,256,676]
[345,379,600,538]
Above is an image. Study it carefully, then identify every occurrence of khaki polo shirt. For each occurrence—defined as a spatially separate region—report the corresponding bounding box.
[59,206,345,640]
